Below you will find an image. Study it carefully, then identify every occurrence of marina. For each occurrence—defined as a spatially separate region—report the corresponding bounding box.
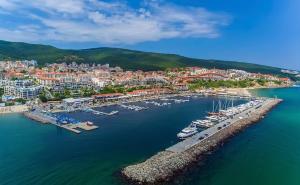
[23,93,197,133]
[122,97,282,184]
[44,90,250,114]
[24,92,201,134]
[171,99,266,152]
[23,93,251,135]
[176,98,264,140]
[1,87,298,185]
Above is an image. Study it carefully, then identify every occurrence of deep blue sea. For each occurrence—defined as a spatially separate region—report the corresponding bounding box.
[0,88,299,185]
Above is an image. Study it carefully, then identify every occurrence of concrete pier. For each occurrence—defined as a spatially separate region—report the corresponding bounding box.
[24,111,98,134]
[122,98,282,184]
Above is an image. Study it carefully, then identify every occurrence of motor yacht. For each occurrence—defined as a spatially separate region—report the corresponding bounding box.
[177,127,198,139]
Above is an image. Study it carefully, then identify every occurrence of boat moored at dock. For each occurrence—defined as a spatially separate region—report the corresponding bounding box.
[177,126,198,139]
[176,98,266,140]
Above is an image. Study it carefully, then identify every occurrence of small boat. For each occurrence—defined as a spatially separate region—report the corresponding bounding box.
[86,121,94,126]
[109,111,119,115]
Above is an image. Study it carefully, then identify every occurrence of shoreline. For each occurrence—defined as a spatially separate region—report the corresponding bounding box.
[121,98,282,185]
[0,105,28,114]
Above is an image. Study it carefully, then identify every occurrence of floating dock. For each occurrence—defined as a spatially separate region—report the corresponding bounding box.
[24,111,98,134]
[122,98,282,184]
[62,122,99,133]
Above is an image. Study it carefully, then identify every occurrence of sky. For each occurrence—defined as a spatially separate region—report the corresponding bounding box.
[0,0,299,70]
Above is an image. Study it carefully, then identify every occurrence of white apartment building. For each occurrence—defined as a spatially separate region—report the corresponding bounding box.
[2,80,41,100]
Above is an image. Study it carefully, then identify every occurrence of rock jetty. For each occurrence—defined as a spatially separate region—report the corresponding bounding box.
[122,98,282,184]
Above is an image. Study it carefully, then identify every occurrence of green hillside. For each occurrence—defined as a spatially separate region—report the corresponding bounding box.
[0,40,297,80]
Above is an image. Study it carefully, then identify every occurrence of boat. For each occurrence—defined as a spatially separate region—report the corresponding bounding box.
[109,111,119,115]
[195,120,214,128]
[206,116,220,122]
[177,127,198,139]
[86,121,94,126]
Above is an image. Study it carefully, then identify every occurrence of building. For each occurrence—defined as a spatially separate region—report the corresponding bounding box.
[62,97,93,108]
[92,93,124,102]
[4,85,41,100]
[3,80,41,100]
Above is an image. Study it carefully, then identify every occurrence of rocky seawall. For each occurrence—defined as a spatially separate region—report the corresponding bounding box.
[122,99,282,185]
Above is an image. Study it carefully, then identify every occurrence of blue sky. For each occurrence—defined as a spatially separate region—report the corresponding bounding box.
[0,0,299,70]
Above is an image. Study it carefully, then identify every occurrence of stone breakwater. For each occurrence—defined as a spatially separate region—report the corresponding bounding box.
[122,99,282,185]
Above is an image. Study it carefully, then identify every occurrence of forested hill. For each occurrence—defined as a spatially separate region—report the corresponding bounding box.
[0,40,296,80]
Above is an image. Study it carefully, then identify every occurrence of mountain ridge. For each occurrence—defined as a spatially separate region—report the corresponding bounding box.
[0,40,297,80]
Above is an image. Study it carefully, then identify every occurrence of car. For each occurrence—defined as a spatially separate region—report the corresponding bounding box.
[217,127,222,130]
[198,136,204,140]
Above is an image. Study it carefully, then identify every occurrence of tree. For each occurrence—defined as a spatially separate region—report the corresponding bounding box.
[53,92,65,100]
[39,94,48,103]
[15,98,26,104]
[0,88,3,97]
[64,89,71,98]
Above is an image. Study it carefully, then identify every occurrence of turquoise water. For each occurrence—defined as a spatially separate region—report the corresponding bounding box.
[175,87,300,185]
[0,97,242,185]
[0,88,299,185]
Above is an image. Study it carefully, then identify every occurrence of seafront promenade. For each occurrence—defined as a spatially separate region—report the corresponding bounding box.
[122,98,282,184]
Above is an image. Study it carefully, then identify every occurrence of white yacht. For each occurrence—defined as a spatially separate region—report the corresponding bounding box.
[196,120,214,128]
[206,116,220,122]
[177,127,198,139]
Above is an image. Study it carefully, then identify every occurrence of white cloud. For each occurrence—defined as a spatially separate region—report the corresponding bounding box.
[0,0,18,11]
[0,0,231,44]
[29,0,86,15]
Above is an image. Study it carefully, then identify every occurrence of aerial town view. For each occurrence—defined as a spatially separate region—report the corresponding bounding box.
[0,1,299,185]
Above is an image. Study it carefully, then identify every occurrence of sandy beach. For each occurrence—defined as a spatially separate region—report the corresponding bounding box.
[0,105,28,114]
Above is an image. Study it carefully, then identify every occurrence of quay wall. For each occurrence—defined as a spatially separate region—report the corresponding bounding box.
[122,99,282,184]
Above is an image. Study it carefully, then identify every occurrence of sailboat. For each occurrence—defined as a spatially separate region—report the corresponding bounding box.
[208,98,234,116]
